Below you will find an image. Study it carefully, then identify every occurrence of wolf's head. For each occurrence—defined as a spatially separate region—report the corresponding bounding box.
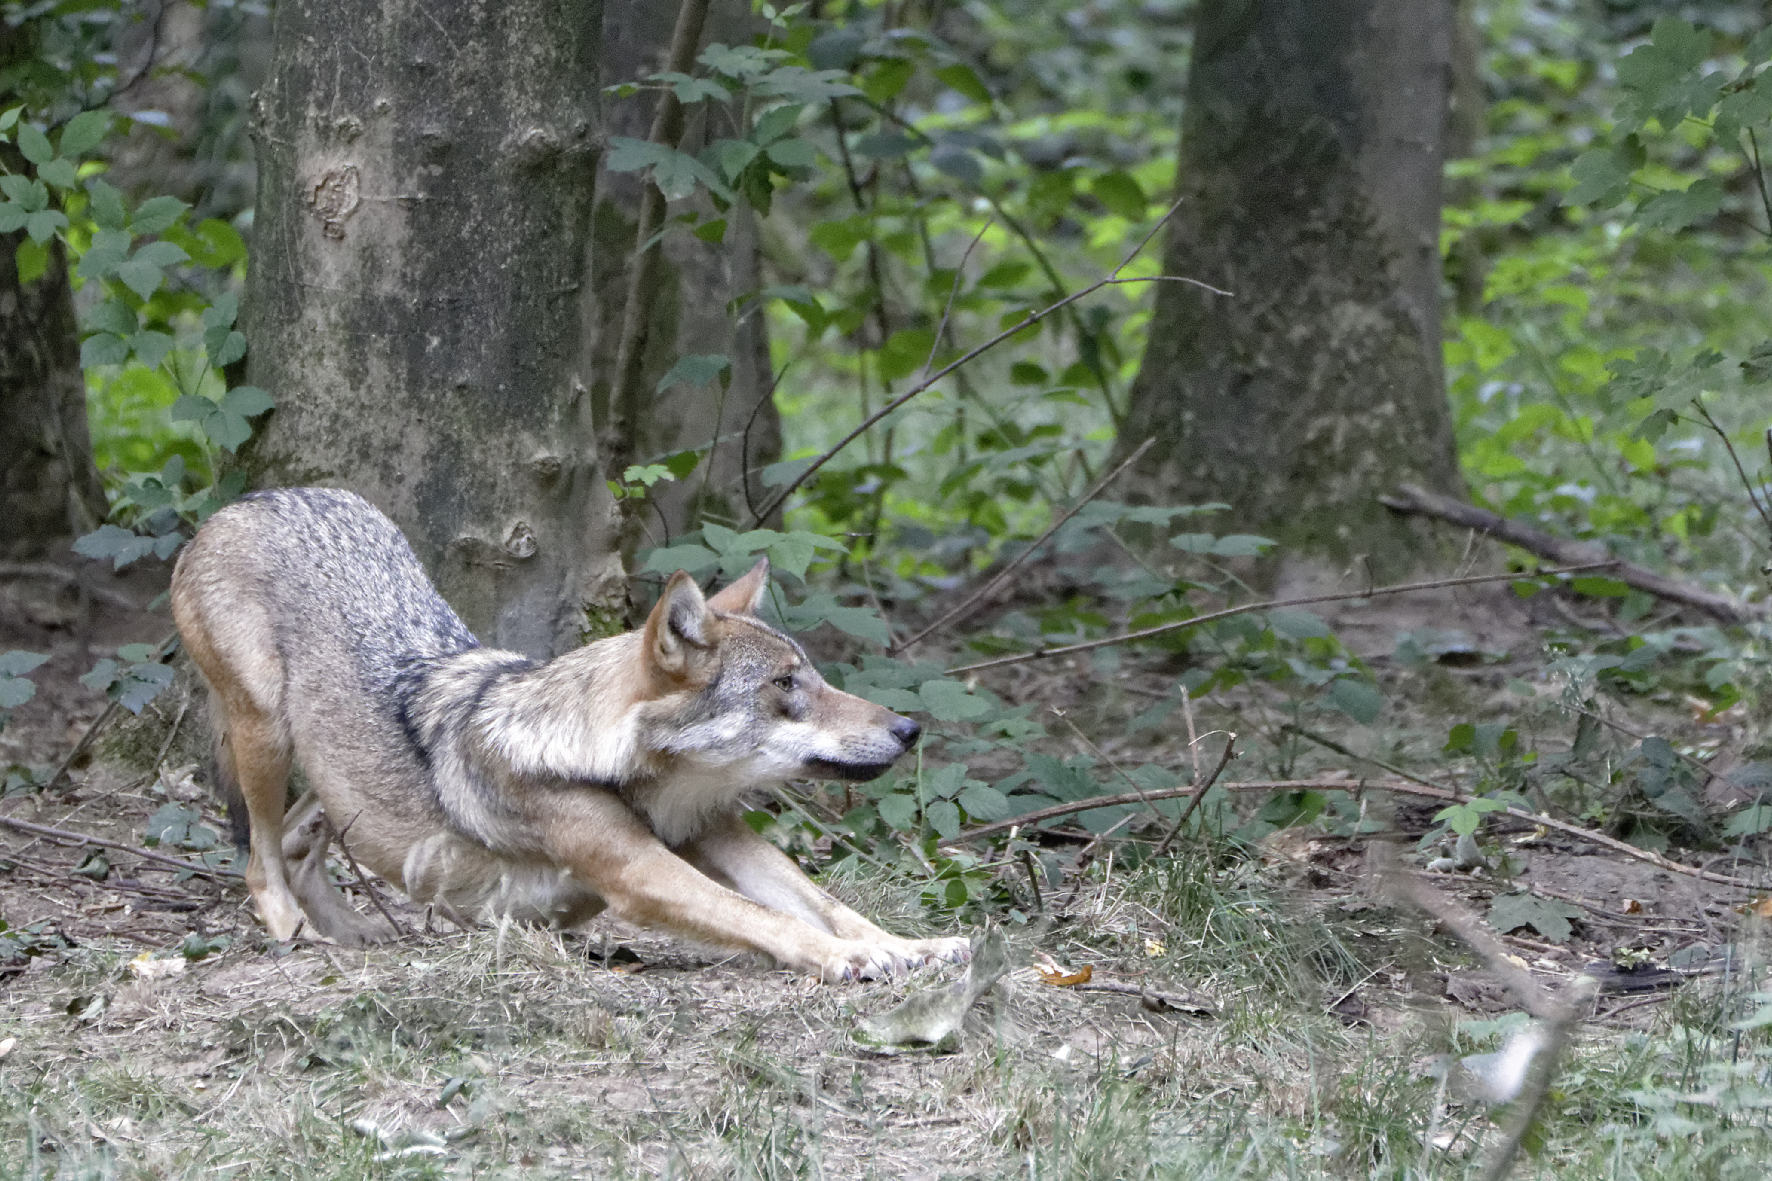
[638,560,922,785]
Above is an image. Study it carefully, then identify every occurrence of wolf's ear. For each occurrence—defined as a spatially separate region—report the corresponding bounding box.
[645,570,716,678]
[706,557,769,616]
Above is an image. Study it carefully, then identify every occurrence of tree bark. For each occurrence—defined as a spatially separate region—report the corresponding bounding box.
[1120,0,1463,578]
[0,231,111,560]
[240,0,620,659]
[589,0,781,541]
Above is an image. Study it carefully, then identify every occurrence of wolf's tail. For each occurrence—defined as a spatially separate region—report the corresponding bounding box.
[207,695,251,856]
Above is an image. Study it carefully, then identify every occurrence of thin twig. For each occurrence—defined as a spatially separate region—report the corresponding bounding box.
[1051,708,1168,829]
[747,199,1210,525]
[322,811,405,938]
[1154,731,1236,857]
[942,773,1765,890]
[45,702,119,793]
[893,439,1155,653]
[0,814,242,880]
[914,218,993,384]
[149,691,192,774]
[1693,400,1772,536]
[947,562,1617,676]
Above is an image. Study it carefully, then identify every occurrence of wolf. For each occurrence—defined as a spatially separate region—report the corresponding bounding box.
[170,487,971,981]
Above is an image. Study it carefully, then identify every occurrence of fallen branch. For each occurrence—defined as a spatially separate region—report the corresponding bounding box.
[891,438,1155,653]
[1071,979,1214,1016]
[947,562,1616,676]
[1379,482,1761,625]
[748,199,1220,525]
[944,775,1765,890]
[1382,857,1598,1181]
[0,813,242,881]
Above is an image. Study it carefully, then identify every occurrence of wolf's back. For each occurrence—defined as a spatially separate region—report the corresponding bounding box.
[191,488,479,686]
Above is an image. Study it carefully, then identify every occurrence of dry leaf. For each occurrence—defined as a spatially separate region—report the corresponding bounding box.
[1038,964,1093,987]
[1621,899,1644,915]
[1736,896,1772,918]
[0,1036,16,1060]
[128,952,186,981]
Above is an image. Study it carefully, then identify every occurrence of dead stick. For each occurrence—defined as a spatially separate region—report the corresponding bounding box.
[943,776,1764,890]
[45,701,119,793]
[1380,482,1760,624]
[1154,731,1236,857]
[749,199,1217,525]
[893,439,1155,653]
[948,562,1617,676]
[0,814,242,880]
[324,812,405,938]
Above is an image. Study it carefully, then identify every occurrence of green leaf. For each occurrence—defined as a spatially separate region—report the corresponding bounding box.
[750,104,803,146]
[698,43,789,80]
[77,229,132,280]
[1723,803,1772,837]
[1326,678,1384,724]
[1634,178,1723,232]
[929,146,982,185]
[0,204,24,234]
[640,544,720,576]
[1488,892,1582,944]
[223,386,276,418]
[750,67,861,103]
[957,784,1010,822]
[15,123,52,165]
[876,792,919,832]
[205,328,247,368]
[117,258,165,301]
[692,218,727,244]
[820,607,890,645]
[73,525,158,570]
[1566,147,1634,208]
[1089,170,1147,219]
[853,132,918,160]
[15,236,47,282]
[132,240,191,268]
[1267,608,1331,640]
[129,195,189,235]
[37,157,77,189]
[79,333,129,368]
[933,63,992,104]
[765,137,817,171]
[127,330,175,370]
[0,174,43,210]
[86,178,127,230]
[0,651,49,709]
[709,138,761,181]
[648,70,731,104]
[877,327,936,382]
[656,353,731,393]
[925,799,962,840]
[58,110,109,157]
[25,209,67,244]
[919,680,989,722]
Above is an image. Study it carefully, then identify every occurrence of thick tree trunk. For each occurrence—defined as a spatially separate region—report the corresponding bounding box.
[0,231,110,560]
[240,0,619,658]
[1120,0,1462,577]
[590,0,781,541]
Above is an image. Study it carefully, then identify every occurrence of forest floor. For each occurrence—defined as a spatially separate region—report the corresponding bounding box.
[2,550,1769,1179]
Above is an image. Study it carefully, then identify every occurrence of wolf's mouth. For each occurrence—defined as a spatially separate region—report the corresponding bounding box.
[803,757,898,782]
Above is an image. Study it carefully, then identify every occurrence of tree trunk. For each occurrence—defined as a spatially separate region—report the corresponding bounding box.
[590,0,781,541]
[1120,0,1462,578]
[0,231,111,560]
[240,0,620,659]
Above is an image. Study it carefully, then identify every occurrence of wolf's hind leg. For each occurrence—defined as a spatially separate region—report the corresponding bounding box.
[222,703,309,941]
[280,793,397,946]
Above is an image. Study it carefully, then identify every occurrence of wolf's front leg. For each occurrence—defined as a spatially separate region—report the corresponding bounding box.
[537,793,949,981]
[677,812,972,972]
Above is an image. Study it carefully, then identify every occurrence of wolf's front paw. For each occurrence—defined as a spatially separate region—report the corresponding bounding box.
[817,940,931,983]
[910,935,972,965]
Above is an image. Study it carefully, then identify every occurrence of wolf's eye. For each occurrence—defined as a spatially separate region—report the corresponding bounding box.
[773,674,796,691]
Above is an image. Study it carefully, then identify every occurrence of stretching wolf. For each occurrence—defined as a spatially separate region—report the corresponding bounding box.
[171,488,970,981]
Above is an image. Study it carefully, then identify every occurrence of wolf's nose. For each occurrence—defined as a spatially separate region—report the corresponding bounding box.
[890,716,922,749]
